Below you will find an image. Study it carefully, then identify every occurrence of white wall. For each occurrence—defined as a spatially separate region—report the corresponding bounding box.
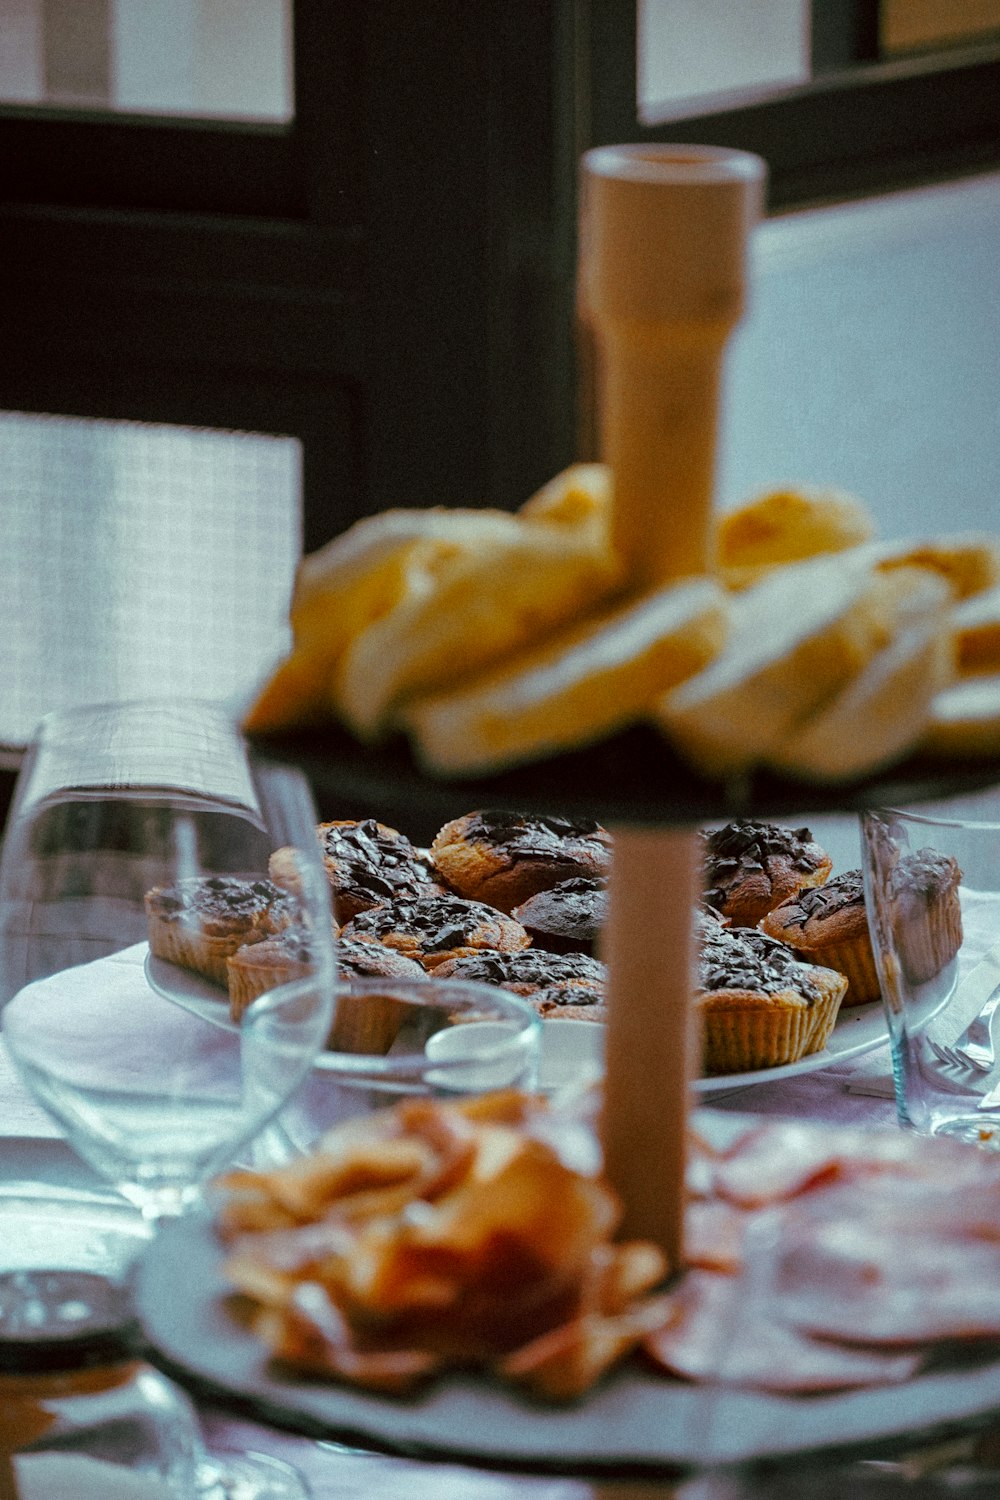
[718,169,1000,541]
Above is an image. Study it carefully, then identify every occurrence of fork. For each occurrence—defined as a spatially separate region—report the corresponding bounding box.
[927,965,1000,1075]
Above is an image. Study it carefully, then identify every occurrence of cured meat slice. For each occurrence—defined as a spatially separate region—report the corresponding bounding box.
[644,1271,922,1392]
[776,1216,1000,1347]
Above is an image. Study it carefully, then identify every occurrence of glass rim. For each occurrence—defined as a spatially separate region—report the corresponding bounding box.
[319,973,541,1079]
[864,805,1000,834]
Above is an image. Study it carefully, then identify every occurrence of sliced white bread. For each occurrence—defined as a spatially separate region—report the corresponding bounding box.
[856,532,1000,602]
[245,507,529,733]
[920,673,1000,759]
[951,583,1000,676]
[765,569,954,781]
[715,486,875,591]
[403,577,728,777]
[246,466,620,736]
[334,519,625,739]
[654,553,924,779]
[517,461,611,541]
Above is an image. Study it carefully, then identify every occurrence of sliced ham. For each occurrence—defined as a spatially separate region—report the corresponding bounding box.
[643,1271,922,1393]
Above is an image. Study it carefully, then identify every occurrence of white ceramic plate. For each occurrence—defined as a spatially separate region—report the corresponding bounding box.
[144,948,894,1096]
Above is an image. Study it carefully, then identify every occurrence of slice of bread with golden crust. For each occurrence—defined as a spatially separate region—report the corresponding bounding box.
[951,583,1000,676]
[517,462,611,541]
[245,508,524,733]
[857,532,1000,602]
[920,672,1000,759]
[766,569,954,782]
[334,519,625,739]
[403,577,728,777]
[246,467,622,738]
[655,554,934,780]
[715,486,875,591]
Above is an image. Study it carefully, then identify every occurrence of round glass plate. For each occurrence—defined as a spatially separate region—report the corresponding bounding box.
[145,948,592,1095]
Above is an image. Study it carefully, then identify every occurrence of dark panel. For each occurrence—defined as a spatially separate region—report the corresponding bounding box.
[648,46,1000,209]
[811,0,881,74]
[0,111,303,218]
[354,1,580,517]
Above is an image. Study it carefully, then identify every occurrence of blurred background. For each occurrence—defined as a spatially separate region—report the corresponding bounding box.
[0,0,997,797]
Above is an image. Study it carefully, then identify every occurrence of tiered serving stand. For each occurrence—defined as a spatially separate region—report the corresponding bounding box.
[138,146,1000,1474]
[134,721,1000,1476]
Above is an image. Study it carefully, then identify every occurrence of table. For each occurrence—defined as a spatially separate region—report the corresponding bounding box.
[6,1023,1000,1499]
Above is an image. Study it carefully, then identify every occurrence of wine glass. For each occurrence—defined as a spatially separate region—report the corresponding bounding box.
[0,698,336,1498]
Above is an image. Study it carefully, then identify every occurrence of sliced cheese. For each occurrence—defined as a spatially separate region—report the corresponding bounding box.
[654,553,915,779]
[335,522,625,739]
[715,486,875,591]
[921,673,1000,759]
[766,570,954,782]
[403,578,728,777]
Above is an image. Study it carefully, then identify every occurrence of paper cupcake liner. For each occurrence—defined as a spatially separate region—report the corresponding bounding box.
[328,989,410,1055]
[898,890,963,986]
[700,982,844,1076]
[805,936,882,1007]
[226,942,314,1021]
[146,918,239,989]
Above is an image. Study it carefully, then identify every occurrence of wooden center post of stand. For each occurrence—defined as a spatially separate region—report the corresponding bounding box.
[579,144,765,1267]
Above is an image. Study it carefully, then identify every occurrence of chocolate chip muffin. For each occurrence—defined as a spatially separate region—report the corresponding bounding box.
[511,877,608,957]
[335,935,426,981]
[226,927,424,1022]
[145,875,294,988]
[889,848,963,986]
[696,921,847,1074]
[339,893,530,971]
[429,810,613,914]
[227,922,323,1020]
[328,943,428,1056]
[270,819,444,924]
[761,870,880,1006]
[701,821,832,928]
[435,948,607,1020]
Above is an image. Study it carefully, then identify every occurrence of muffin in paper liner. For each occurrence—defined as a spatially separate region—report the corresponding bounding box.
[761,871,882,1008]
[227,933,316,1021]
[146,875,293,990]
[695,925,848,1076]
[891,850,963,987]
[806,936,882,1007]
[327,986,411,1055]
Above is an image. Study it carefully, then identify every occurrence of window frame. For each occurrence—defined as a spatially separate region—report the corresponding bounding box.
[0,0,997,538]
[586,2,1000,212]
